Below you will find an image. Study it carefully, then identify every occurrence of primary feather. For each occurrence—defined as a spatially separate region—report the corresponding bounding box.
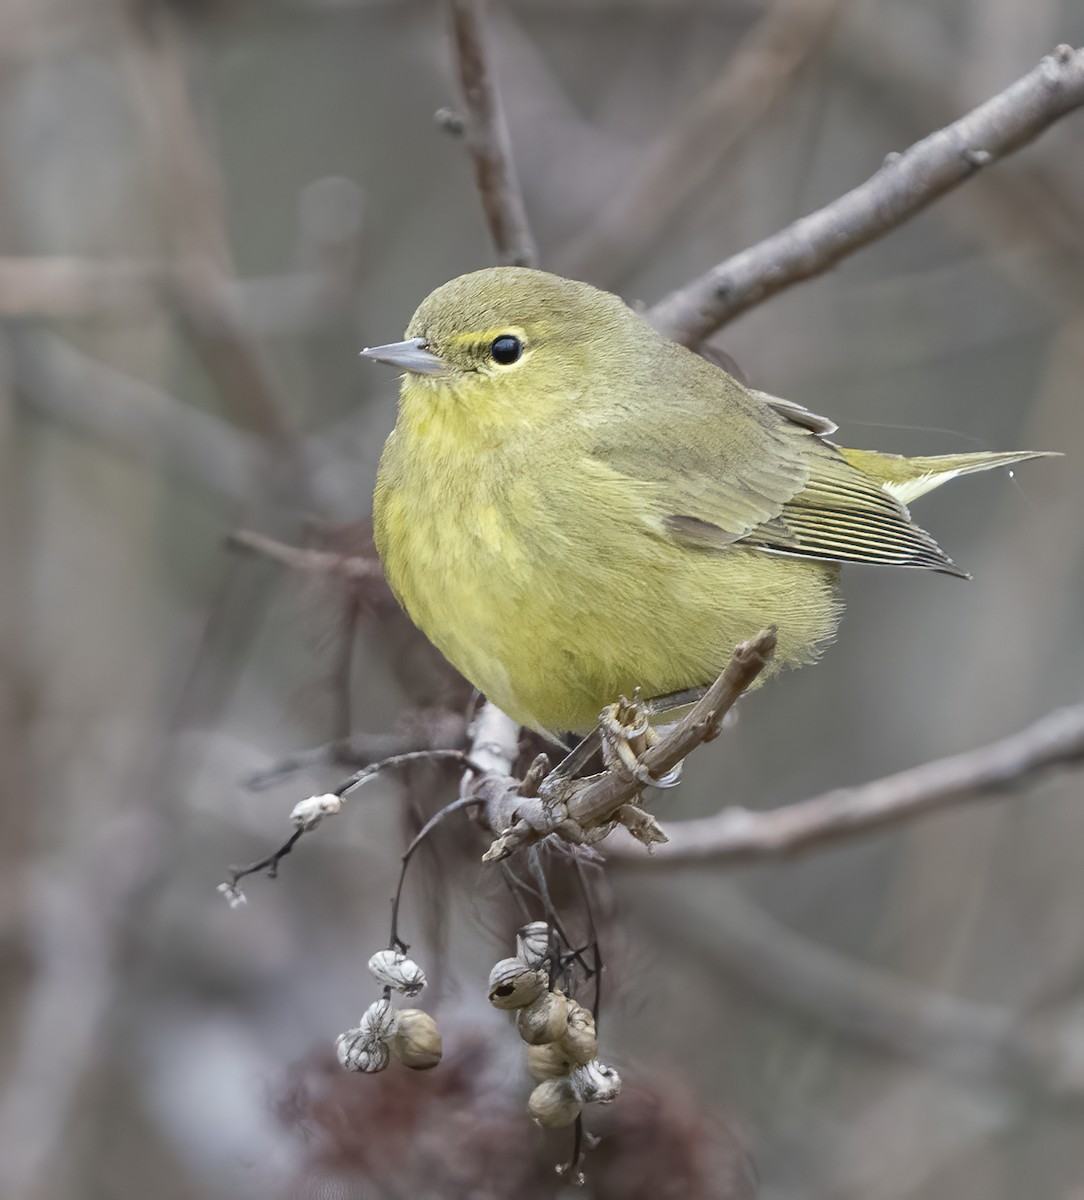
[372,268,1051,734]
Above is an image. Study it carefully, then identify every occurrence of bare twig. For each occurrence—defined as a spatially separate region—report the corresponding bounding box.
[448,0,538,267]
[480,628,777,861]
[608,704,1084,866]
[556,0,845,283]
[647,43,1084,345]
[223,749,476,895]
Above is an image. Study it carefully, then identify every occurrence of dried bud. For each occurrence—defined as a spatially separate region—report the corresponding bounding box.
[487,957,547,1010]
[336,1028,389,1073]
[528,1078,582,1128]
[290,793,342,830]
[515,921,551,967]
[559,1000,597,1066]
[388,1008,442,1070]
[570,1059,622,1105]
[526,1041,575,1081]
[367,949,426,996]
[516,990,569,1046]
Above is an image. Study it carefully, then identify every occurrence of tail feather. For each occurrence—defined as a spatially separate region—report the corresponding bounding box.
[838,448,1058,506]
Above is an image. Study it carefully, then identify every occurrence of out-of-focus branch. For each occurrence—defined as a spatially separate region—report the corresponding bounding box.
[648,44,1084,345]
[0,255,348,329]
[226,528,385,580]
[609,704,1084,866]
[634,880,1084,1097]
[4,329,265,505]
[448,0,538,267]
[556,0,845,284]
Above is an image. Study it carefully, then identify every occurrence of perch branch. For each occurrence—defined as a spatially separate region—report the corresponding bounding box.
[448,0,538,267]
[480,628,777,861]
[608,703,1084,866]
[648,43,1084,345]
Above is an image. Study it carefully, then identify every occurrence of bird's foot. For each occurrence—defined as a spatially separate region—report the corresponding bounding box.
[598,691,682,789]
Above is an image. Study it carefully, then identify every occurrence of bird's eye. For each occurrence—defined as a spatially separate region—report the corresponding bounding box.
[489,335,523,365]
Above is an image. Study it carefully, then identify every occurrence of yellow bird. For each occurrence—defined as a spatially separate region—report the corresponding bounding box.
[365,268,1049,737]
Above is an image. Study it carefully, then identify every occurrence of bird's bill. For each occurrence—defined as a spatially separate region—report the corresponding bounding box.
[359,338,445,375]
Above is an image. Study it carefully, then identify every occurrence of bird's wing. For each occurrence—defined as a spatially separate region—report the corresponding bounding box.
[589,380,963,575]
[751,444,965,575]
[591,386,816,544]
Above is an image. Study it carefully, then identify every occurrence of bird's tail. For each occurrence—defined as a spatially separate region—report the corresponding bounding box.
[838,448,1057,506]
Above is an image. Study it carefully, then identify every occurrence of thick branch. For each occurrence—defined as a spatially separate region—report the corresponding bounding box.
[648,44,1084,345]
[609,704,1084,866]
[448,0,538,267]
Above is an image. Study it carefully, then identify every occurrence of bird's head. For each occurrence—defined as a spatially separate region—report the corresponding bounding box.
[361,267,645,433]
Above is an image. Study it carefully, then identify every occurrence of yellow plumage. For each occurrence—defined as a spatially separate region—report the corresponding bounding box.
[369,268,1051,736]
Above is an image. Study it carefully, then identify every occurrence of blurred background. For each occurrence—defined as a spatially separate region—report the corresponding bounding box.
[3,1,1084,1197]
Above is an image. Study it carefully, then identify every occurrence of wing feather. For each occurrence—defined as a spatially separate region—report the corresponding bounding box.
[588,356,963,575]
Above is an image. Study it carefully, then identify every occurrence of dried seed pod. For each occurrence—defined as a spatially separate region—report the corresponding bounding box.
[515,921,551,967]
[516,990,569,1045]
[368,949,426,996]
[487,957,547,1010]
[358,997,397,1043]
[526,1041,575,1081]
[336,1028,390,1073]
[388,1009,442,1070]
[528,1078,582,1128]
[335,997,396,1073]
[570,1059,622,1105]
[559,999,598,1066]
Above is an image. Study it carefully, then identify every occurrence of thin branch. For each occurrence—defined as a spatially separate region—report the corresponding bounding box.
[647,43,1084,345]
[448,0,538,267]
[608,704,1084,866]
[222,749,475,896]
[555,0,845,283]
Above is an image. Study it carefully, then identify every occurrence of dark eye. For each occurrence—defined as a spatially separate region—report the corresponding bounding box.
[490,335,523,365]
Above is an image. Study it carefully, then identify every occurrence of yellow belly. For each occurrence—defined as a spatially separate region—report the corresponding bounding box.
[375,433,841,735]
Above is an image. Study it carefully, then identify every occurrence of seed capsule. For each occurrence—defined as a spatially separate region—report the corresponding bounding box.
[559,1000,598,1066]
[388,1009,442,1070]
[515,921,551,967]
[336,1029,390,1073]
[487,957,547,1010]
[516,990,569,1045]
[526,1041,575,1081]
[570,1059,622,1105]
[528,1078,582,1128]
[367,949,427,996]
